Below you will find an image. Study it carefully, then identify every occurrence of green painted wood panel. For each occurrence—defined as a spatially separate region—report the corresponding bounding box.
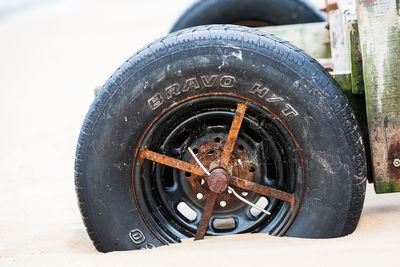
[357,0,400,193]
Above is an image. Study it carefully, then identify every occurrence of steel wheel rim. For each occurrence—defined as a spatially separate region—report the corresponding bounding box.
[132,94,304,242]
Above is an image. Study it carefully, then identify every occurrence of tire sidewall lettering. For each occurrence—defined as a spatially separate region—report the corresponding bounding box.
[146,74,298,118]
[129,229,156,249]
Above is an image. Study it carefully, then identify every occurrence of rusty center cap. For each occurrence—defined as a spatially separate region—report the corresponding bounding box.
[207,168,229,193]
[188,138,255,208]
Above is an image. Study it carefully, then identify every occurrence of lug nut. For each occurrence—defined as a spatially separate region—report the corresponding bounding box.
[393,158,400,168]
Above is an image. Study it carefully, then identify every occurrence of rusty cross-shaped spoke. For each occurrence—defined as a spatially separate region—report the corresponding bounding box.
[140,149,205,176]
[219,103,247,169]
[194,191,218,240]
[193,103,248,240]
[230,176,295,206]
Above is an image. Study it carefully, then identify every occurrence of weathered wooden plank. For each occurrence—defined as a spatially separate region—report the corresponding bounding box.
[260,22,330,59]
[343,11,365,94]
[357,0,400,193]
[328,2,365,92]
[329,9,347,71]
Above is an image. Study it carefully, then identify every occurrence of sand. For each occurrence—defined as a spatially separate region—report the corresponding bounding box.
[0,0,399,266]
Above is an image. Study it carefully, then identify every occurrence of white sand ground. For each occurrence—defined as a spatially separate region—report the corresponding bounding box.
[0,0,399,266]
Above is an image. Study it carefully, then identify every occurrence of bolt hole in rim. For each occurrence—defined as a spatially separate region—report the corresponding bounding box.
[132,94,304,242]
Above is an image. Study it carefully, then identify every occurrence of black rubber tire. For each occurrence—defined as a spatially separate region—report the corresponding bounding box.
[75,25,366,252]
[170,0,325,33]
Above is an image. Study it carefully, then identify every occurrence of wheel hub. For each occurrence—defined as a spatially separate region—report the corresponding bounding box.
[188,138,255,209]
[207,168,229,193]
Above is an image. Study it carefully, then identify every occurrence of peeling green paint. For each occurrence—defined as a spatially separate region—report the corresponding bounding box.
[347,20,364,94]
[332,72,352,92]
[375,181,400,193]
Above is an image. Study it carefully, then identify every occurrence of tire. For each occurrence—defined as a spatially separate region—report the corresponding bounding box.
[170,0,325,33]
[75,25,366,252]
